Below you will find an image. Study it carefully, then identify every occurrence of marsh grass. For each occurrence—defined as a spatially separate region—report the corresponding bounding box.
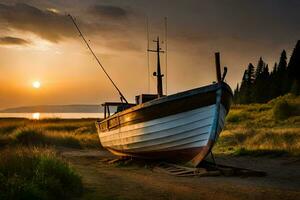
[0,119,27,135]
[0,147,83,200]
[0,118,100,149]
[214,94,300,156]
[0,119,99,199]
[10,126,99,149]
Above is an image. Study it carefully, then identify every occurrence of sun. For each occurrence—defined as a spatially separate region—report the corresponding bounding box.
[32,81,41,89]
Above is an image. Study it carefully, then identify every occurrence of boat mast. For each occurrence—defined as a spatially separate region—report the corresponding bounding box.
[148,37,164,97]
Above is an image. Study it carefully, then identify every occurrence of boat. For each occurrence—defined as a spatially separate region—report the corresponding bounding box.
[68,15,232,167]
[95,39,233,167]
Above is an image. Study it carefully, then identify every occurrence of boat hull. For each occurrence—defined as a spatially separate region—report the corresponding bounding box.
[96,83,232,166]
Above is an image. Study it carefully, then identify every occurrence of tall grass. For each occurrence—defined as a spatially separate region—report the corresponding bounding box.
[0,147,83,200]
[9,126,100,149]
[215,128,300,156]
[0,118,100,149]
[215,94,300,156]
[0,119,100,199]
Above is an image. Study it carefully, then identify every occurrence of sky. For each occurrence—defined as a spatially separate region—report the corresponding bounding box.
[0,0,300,109]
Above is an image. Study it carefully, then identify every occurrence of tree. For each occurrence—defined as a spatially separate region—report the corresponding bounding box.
[263,64,269,76]
[255,57,265,79]
[287,40,300,81]
[236,70,248,104]
[233,84,240,103]
[252,58,270,102]
[268,63,277,99]
[246,63,255,85]
[283,40,300,95]
[277,50,289,94]
[277,50,287,72]
[273,62,278,74]
[237,63,255,104]
[234,40,300,104]
[260,64,270,102]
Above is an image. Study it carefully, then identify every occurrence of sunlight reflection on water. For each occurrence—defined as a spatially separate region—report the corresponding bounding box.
[32,112,40,120]
[0,113,103,119]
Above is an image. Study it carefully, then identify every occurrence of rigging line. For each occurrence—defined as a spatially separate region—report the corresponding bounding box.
[68,14,128,104]
[164,17,168,95]
[146,16,150,93]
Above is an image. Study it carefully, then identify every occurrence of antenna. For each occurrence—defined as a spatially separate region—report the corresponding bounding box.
[68,14,128,104]
[164,17,168,95]
[146,16,150,93]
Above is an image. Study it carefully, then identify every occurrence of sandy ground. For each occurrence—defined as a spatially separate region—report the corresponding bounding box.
[60,148,300,200]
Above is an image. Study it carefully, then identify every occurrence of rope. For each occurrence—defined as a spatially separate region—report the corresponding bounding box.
[68,14,128,103]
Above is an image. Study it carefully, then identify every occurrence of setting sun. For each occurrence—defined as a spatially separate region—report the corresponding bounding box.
[32,81,41,89]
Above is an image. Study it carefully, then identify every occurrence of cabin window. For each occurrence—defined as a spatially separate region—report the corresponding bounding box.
[102,102,136,119]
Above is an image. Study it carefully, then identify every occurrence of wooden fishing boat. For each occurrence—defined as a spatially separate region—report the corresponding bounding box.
[96,82,232,166]
[95,40,232,167]
[68,15,232,166]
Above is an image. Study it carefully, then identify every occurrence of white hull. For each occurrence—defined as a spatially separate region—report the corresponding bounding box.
[98,103,227,156]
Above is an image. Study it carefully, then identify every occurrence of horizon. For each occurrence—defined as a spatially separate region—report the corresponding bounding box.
[0,104,103,112]
[1,0,300,109]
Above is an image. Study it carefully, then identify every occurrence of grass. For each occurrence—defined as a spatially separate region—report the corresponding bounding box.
[214,94,300,156]
[0,118,100,149]
[0,147,83,200]
[0,118,101,199]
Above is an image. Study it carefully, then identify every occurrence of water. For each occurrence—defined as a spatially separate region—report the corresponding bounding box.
[0,113,104,119]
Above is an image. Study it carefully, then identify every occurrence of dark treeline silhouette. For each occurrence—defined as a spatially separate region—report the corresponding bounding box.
[234,40,300,104]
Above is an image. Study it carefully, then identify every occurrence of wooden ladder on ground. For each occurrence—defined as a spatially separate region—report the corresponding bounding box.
[153,162,266,177]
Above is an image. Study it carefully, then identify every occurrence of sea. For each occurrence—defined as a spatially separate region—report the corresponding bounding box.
[0,113,104,120]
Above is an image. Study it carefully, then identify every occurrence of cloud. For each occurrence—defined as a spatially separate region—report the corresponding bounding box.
[0,3,74,43]
[0,3,140,52]
[0,36,30,45]
[89,5,128,20]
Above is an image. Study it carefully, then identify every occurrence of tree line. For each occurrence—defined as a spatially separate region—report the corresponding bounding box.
[234,40,300,104]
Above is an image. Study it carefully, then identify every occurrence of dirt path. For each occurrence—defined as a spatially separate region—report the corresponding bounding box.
[60,148,300,200]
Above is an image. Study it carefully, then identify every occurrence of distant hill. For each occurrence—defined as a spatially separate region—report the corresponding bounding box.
[0,105,103,113]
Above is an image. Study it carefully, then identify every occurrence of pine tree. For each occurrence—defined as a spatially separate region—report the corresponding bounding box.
[234,40,300,104]
[238,70,248,104]
[277,50,289,94]
[263,64,269,75]
[233,84,240,103]
[287,40,300,81]
[269,62,278,99]
[246,63,255,85]
[287,40,300,94]
[277,50,287,72]
[252,58,269,102]
[255,57,265,79]
[261,64,270,102]
[273,62,278,74]
[238,63,255,104]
